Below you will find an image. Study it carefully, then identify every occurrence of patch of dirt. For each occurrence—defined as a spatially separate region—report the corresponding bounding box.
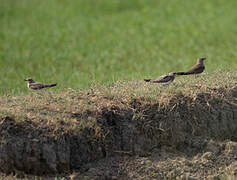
[71,142,237,180]
[0,85,237,179]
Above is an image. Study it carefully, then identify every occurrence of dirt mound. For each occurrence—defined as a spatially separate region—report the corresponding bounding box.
[0,82,237,179]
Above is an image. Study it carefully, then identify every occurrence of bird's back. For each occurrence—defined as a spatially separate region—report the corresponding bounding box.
[152,74,174,83]
[186,64,205,74]
[29,82,45,90]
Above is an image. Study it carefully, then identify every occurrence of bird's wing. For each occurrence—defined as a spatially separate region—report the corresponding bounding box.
[29,82,45,90]
[185,64,204,74]
[152,75,174,83]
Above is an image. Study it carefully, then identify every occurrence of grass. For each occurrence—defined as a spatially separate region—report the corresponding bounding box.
[0,0,237,95]
[0,71,236,131]
[0,72,237,179]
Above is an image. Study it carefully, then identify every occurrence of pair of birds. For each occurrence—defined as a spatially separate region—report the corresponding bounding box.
[24,57,206,90]
[144,57,206,85]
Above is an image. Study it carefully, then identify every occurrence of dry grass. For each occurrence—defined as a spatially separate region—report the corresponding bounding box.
[0,71,236,136]
[0,71,237,179]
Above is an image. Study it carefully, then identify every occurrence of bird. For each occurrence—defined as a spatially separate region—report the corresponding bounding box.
[176,57,206,75]
[24,78,57,90]
[144,72,177,85]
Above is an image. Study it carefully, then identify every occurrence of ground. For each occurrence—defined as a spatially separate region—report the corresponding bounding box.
[0,72,237,179]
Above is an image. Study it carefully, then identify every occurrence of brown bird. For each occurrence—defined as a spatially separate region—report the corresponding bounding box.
[144,72,176,85]
[176,57,206,75]
[24,78,57,90]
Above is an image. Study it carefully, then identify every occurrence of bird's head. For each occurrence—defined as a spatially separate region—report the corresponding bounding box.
[197,57,206,64]
[24,78,35,83]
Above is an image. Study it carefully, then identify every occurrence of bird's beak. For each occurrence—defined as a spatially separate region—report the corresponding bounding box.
[24,79,27,81]
[202,58,206,60]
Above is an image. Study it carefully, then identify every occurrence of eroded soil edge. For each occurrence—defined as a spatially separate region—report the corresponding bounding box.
[0,86,237,179]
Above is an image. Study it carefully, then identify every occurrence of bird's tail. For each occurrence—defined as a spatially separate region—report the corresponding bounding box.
[144,79,151,82]
[175,72,189,75]
[44,83,57,88]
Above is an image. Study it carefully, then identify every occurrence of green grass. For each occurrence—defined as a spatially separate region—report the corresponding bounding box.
[1,0,237,95]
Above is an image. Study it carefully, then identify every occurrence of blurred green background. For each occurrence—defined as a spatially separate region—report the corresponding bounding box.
[0,0,237,95]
